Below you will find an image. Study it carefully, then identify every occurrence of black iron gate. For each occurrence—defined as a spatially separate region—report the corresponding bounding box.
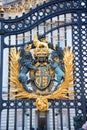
[0,0,87,130]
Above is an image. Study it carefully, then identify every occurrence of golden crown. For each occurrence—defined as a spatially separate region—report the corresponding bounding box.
[34,48,49,58]
[33,36,50,58]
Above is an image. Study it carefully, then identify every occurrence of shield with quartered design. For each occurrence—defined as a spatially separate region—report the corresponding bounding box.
[34,66,50,90]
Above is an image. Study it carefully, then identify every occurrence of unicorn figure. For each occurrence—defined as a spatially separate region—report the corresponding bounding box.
[50,50,65,91]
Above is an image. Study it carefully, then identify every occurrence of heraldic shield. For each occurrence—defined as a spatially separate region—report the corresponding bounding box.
[10,36,74,111]
[34,66,50,90]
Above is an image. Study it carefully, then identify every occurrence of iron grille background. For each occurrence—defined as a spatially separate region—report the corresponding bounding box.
[0,0,87,130]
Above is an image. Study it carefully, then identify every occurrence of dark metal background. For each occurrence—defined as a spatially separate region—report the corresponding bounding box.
[0,0,87,130]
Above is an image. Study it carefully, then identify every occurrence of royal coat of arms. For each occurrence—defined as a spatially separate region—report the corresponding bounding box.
[10,36,74,111]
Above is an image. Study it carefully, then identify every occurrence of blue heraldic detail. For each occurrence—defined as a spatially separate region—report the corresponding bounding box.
[18,46,37,92]
[17,37,65,94]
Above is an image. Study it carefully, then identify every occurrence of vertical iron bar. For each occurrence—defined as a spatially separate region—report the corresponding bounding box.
[7,82,9,129]
[67,101,71,130]
[22,104,25,130]
[38,111,39,130]
[50,2,53,44]
[37,25,39,36]
[45,111,47,130]
[60,101,63,130]
[51,18,53,45]
[14,105,17,130]
[44,21,46,36]
[30,30,32,41]
[37,8,39,37]
[30,13,32,41]
[14,101,17,130]
[64,13,70,130]
[14,34,18,130]
[6,34,11,130]
[64,14,67,47]
[43,3,46,37]
[52,101,55,130]
[30,100,32,130]
[22,33,25,130]
[57,15,60,47]
[0,20,3,130]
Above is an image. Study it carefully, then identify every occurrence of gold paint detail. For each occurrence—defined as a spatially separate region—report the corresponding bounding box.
[53,44,56,50]
[10,47,74,111]
[10,47,37,99]
[35,97,49,112]
[2,0,49,18]
[33,36,49,58]
[34,36,48,49]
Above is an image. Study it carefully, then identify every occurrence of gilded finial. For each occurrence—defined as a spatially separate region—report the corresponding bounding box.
[8,5,12,18]
[30,3,32,9]
[22,0,25,13]
[36,0,39,5]
[14,4,19,16]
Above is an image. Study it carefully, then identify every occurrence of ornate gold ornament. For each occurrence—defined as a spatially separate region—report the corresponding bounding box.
[35,97,49,111]
[10,37,74,111]
[2,0,48,18]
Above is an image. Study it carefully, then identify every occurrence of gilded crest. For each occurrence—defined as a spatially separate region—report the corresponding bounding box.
[10,36,75,111]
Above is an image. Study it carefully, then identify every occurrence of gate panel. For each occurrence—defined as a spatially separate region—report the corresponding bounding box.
[0,0,87,130]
